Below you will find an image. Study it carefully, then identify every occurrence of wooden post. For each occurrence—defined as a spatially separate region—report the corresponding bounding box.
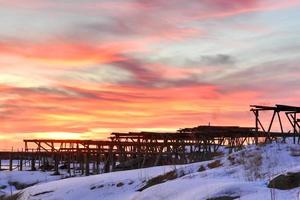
[25,141,28,152]
[141,154,147,168]
[85,153,90,176]
[20,158,23,171]
[67,155,71,175]
[41,156,45,172]
[54,155,59,175]
[96,154,100,174]
[73,161,76,176]
[104,153,110,173]
[31,158,36,171]
[294,112,297,144]
[80,155,84,175]
[9,154,13,171]
[154,148,162,166]
[111,154,116,172]
[38,155,41,168]
[92,161,96,174]
[255,110,259,144]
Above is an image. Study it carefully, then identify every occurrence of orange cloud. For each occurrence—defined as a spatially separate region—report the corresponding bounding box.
[0,0,299,150]
[0,40,145,68]
[0,83,260,138]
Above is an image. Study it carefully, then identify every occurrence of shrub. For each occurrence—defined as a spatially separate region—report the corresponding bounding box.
[243,152,263,181]
[198,165,206,172]
[206,196,239,200]
[8,182,37,190]
[116,182,124,187]
[137,170,178,191]
[211,152,225,158]
[90,186,96,190]
[128,181,134,185]
[0,186,7,190]
[207,160,222,169]
[227,155,236,165]
[0,192,22,200]
[31,191,54,197]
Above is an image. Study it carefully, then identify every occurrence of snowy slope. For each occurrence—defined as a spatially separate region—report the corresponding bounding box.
[0,171,64,197]
[10,143,300,199]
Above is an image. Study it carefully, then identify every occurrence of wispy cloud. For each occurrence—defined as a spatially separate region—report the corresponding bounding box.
[0,0,299,146]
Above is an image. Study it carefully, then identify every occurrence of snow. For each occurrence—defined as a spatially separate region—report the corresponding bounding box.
[19,165,179,200]
[3,143,300,199]
[0,171,64,197]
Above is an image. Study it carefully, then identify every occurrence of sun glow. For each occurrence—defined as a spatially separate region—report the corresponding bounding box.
[33,132,84,140]
[0,0,299,149]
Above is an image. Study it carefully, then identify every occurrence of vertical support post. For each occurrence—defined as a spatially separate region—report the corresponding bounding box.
[20,158,23,171]
[38,155,41,168]
[31,158,36,171]
[294,112,297,144]
[73,154,76,175]
[9,154,13,171]
[92,161,96,175]
[108,145,114,172]
[254,110,259,144]
[80,154,84,175]
[54,154,59,175]
[154,146,162,166]
[25,141,28,152]
[67,154,71,175]
[96,154,100,174]
[104,153,110,173]
[73,162,76,175]
[111,154,116,172]
[42,156,46,172]
[85,152,90,176]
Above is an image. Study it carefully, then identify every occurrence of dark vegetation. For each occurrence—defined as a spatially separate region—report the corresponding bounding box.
[207,160,222,169]
[0,186,7,190]
[90,181,129,190]
[137,159,223,192]
[137,170,183,191]
[90,184,105,190]
[0,192,22,200]
[8,181,37,190]
[206,196,240,200]
[198,165,206,172]
[39,163,54,171]
[116,182,124,187]
[32,190,54,197]
[90,186,97,190]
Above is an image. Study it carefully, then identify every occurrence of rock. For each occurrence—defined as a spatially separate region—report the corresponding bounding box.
[268,172,300,190]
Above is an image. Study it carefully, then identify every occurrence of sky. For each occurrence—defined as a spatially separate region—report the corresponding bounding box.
[0,0,300,149]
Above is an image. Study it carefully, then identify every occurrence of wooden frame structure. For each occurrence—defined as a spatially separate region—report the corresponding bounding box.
[250,104,300,143]
[0,104,299,175]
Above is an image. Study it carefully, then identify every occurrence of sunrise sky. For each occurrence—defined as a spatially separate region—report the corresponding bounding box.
[0,0,300,149]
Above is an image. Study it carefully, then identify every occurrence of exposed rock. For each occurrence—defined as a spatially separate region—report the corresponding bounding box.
[268,172,300,190]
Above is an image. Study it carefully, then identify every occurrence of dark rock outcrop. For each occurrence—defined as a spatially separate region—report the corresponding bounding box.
[268,172,300,190]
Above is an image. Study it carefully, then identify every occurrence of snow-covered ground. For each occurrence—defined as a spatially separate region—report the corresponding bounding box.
[0,171,65,197]
[3,143,300,200]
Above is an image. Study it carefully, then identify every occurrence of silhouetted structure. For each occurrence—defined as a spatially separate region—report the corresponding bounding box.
[0,104,299,175]
[250,104,300,143]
